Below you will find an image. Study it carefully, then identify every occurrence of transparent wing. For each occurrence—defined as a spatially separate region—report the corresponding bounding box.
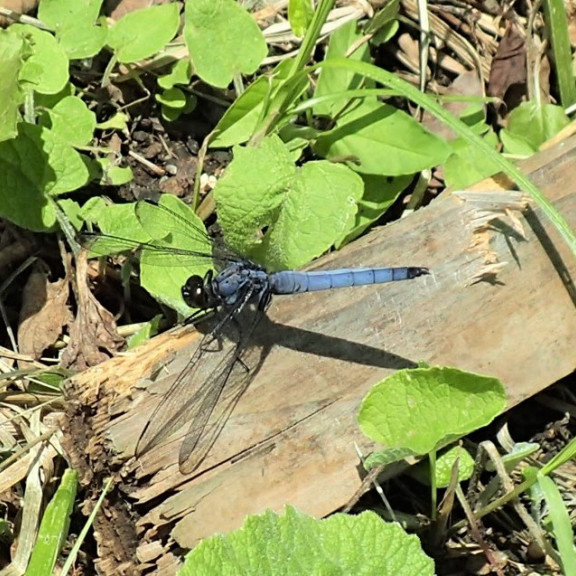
[134,200,243,268]
[81,200,244,269]
[136,308,264,474]
[81,231,216,267]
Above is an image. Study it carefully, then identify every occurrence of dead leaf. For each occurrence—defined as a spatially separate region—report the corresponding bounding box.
[421,70,484,141]
[61,252,124,371]
[488,23,527,103]
[18,264,73,363]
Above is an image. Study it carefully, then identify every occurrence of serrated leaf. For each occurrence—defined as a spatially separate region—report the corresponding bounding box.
[0,29,25,141]
[214,134,363,270]
[185,0,267,88]
[13,24,69,95]
[41,95,96,146]
[314,100,451,176]
[84,197,211,316]
[0,123,89,231]
[358,366,506,455]
[108,3,180,64]
[182,506,435,575]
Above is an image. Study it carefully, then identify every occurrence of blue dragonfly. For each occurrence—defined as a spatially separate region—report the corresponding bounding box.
[85,199,429,474]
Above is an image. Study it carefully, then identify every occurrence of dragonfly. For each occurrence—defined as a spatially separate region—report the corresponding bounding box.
[85,199,429,474]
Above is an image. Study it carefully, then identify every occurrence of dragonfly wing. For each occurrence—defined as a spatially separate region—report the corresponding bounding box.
[177,340,251,474]
[81,232,216,267]
[135,200,242,267]
[135,332,216,457]
[178,307,266,473]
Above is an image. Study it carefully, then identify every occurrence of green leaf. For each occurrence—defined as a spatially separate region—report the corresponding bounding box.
[127,315,162,348]
[335,173,412,248]
[158,58,192,89]
[25,469,77,576]
[313,19,372,117]
[214,134,363,270]
[443,129,501,189]
[102,164,133,186]
[363,446,417,469]
[56,21,107,59]
[500,102,570,154]
[13,24,69,95]
[155,87,188,110]
[81,198,144,240]
[96,111,129,131]
[107,3,180,64]
[288,0,314,38]
[358,366,507,455]
[85,196,212,316]
[139,198,212,315]
[58,198,83,232]
[314,100,451,176]
[182,506,435,576]
[38,0,107,59]
[410,445,475,487]
[211,59,293,148]
[185,0,267,88]
[536,475,576,575]
[38,0,103,29]
[0,29,25,141]
[40,95,96,146]
[0,123,89,231]
[365,0,400,35]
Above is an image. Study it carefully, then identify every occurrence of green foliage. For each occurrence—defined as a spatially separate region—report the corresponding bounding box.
[25,469,78,576]
[39,95,96,146]
[181,506,435,575]
[358,366,507,456]
[184,0,268,88]
[13,24,69,95]
[37,0,107,59]
[214,134,364,270]
[82,196,211,316]
[288,0,315,38]
[0,123,89,231]
[107,3,180,64]
[0,29,26,141]
[500,102,570,155]
[411,445,476,487]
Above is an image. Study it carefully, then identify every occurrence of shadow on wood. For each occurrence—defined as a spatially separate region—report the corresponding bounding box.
[62,137,576,574]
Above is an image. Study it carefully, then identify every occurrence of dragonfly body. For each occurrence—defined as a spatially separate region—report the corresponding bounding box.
[87,200,429,474]
[184,263,429,310]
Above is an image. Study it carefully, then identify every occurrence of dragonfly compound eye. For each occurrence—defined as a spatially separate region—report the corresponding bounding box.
[182,275,208,309]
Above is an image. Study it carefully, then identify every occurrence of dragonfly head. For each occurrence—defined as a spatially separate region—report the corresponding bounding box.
[182,275,214,309]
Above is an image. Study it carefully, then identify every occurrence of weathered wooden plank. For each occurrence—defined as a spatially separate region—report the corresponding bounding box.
[63,136,576,572]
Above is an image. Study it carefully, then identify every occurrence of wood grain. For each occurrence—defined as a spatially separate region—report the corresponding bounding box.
[63,136,576,573]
